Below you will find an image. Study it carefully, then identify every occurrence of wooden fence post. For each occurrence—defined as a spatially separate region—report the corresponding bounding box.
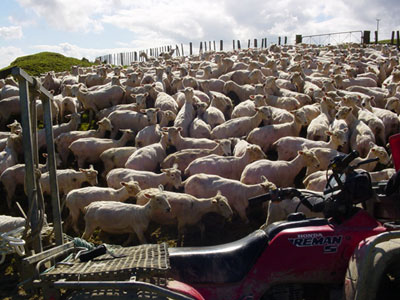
[213,41,216,51]
[375,31,378,44]
[284,36,287,44]
[190,42,193,55]
[181,43,184,56]
[295,35,302,44]
[237,40,241,50]
[391,31,395,45]
[248,39,251,48]
[261,38,264,48]
[220,40,223,51]
[209,41,211,51]
[397,31,400,50]
[200,42,203,53]
[233,40,235,50]
[204,41,207,51]
[278,37,281,45]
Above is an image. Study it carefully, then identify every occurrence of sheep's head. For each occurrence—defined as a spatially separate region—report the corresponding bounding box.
[80,165,98,186]
[247,145,267,161]
[369,143,390,165]
[335,106,352,120]
[255,106,272,121]
[161,166,182,189]
[121,181,141,196]
[147,193,171,213]
[327,128,348,148]
[260,175,277,192]
[212,191,233,220]
[299,150,320,170]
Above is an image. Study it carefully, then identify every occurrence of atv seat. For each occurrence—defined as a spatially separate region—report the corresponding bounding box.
[168,229,268,284]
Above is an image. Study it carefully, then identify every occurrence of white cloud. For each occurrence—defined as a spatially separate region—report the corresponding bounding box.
[0,26,23,40]
[0,46,25,68]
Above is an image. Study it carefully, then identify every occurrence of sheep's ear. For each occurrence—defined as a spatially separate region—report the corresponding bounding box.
[121,182,127,186]
[172,163,178,169]
[249,95,255,100]
[326,130,332,136]
[155,108,160,111]
[158,184,164,192]
[212,199,217,203]
[298,150,304,155]
[369,141,375,148]
[161,127,168,132]
[177,127,183,131]
[144,193,152,199]
[260,175,267,182]
[144,92,149,97]
[89,164,94,170]
[140,109,146,113]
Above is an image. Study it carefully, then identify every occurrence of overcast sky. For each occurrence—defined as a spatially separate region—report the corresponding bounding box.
[1,0,399,68]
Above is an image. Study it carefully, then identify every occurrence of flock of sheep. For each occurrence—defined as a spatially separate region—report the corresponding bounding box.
[0,42,399,246]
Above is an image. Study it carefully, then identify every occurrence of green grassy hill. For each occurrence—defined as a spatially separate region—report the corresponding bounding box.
[1,52,96,76]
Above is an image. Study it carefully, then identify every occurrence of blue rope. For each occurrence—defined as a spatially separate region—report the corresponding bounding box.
[73,238,94,250]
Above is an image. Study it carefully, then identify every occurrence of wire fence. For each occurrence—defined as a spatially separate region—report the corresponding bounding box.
[96,36,292,66]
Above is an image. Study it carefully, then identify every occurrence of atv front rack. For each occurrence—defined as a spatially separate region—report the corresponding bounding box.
[21,242,193,299]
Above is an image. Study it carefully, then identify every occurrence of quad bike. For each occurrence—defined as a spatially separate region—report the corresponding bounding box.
[23,150,400,300]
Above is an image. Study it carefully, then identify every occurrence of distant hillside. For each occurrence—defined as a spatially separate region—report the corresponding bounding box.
[1,52,96,76]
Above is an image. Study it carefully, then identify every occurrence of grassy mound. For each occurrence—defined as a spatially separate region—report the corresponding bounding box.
[1,52,96,76]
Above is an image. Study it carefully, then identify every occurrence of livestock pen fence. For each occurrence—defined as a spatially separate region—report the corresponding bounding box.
[96,35,290,66]
[96,30,400,66]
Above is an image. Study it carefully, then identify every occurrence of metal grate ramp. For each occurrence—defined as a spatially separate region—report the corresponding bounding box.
[41,243,170,282]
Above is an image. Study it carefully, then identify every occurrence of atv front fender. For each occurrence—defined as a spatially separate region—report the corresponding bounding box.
[344,231,400,300]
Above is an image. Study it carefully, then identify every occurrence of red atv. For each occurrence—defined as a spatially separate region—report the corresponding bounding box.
[165,150,400,300]
[25,150,400,300]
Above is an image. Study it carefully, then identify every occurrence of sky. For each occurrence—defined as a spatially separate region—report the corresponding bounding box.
[0,0,399,68]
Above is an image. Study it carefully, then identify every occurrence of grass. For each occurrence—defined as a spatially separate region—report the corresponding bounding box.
[0,52,96,77]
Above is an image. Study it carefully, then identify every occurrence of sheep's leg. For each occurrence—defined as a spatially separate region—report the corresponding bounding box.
[199,222,205,241]
[135,230,147,245]
[81,225,94,240]
[123,233,135,246]
[177,223,186,247]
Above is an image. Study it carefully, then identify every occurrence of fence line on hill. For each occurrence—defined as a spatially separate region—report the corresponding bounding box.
[96,30,400,66]
[96,36,291,66]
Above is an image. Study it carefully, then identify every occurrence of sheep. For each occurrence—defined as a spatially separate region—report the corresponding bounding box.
[38,165,98,198]
[222,81,257,103]
[99,146,137,178]
[55,117,112,166]
[84,67,107,86]
[246,110,308,153]
[69,129,135,168]
[136,189,232,242]
[42,72,61,94]
[151,87,179,114]
[65,181,141,234]
[207,93,233,121]
[135,110,176,147]
[184,174,276,222]
[362,97,400,140]
[335,106,375,158]
[272,129,348,161]
[106,167,182,190]
[306,96,337,141]
[163,126,219,151]
[125,132,168,172]
[0,96,21,129]
[174,87,196,137]
[0,134,21,176]
[76,85,125,117]
[240,150,320,187]
[0,120,21,140]
[184,144,266,180]
[108,108,159,138]
[357,106,386,146]
[96,103,140,120]
[210,106,272,140]
[82,192,171,245]
[265,196,324,225]
[37,113,81,151]
[161,139,231,172]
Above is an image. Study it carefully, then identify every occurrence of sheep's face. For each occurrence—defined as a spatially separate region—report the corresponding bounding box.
[371,146,390,165]
[247,145,267,161]
[335,106,351,120]
[82,168,98,186]
[150,194,171,213]
[163,168,182,189]
[213,194,233,220]
[122,181,141,196]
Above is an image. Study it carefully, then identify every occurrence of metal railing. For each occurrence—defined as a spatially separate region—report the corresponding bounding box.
[0,67,63,253]
[302,31,363,45]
